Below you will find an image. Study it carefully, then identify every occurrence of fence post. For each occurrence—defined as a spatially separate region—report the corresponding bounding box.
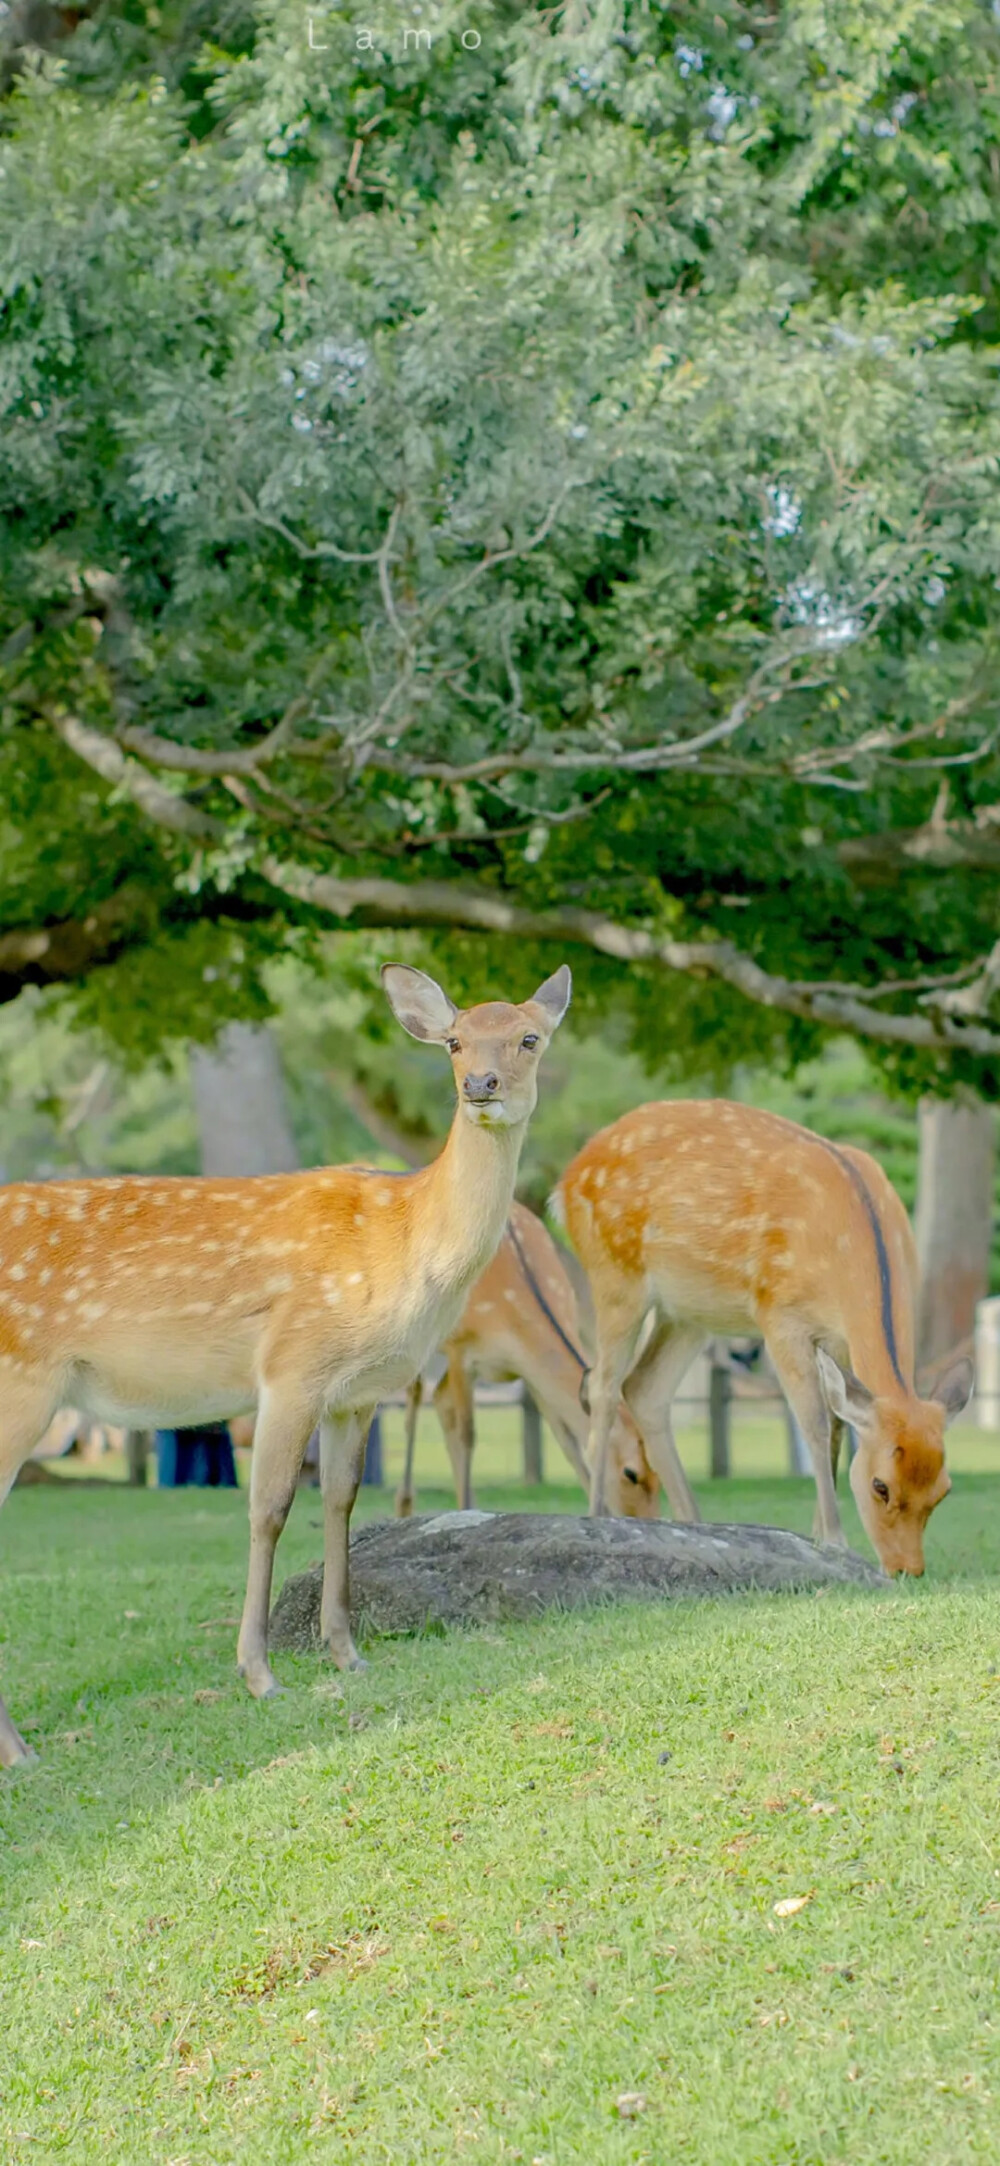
[709,1351,731,1478]
[125,1430,149,1486]
[361,1410,383,1487]
[522,1388,544,1485]
[785,1406,812,1477]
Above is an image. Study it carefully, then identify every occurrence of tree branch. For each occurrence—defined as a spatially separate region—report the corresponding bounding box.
[52,711,1000,1059]
[117,695,312,778]
[49,713,224,841]
[257,864,1000,1058]
[0,883,158,1006]
[840,822,1000,876]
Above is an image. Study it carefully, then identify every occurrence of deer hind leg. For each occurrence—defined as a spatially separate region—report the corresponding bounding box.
[586,1285,650,1517]
[0,1365,61,1767]
[236,1382,321,1700]
[318,1408,373,1671]
[395,1378,422,1518]
[436,1359,476,1511]
[764,1320,845,1547]
[621,1321,705,1523]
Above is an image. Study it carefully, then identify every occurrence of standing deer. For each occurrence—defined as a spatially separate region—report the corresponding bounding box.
[395,1201,661,1520]
[554,1101,973,1576]
[0,963,570,1767]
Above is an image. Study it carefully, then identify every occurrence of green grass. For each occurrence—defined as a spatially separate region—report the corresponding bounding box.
[4,1474,1000,2163]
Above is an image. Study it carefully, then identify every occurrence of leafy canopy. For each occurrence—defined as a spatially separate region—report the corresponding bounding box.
[2,3,1000,1086]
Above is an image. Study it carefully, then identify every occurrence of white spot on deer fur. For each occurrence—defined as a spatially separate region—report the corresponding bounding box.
[353,1213,365,1228]
[374,1191,391,1207]
[8,1264,25,1282]
[347,1271,364,1286]
[181,1188,197,1200]
[505,1288,518,1304]
[47,1233,60,1248]
[12,1207,26,1226]
[594,1168,606,1190]
[39,1269,51,1286]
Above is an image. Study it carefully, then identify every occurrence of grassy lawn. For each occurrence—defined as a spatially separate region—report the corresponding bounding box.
[3,1467,1000,2162]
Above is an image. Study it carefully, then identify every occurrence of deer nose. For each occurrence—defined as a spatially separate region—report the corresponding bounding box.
[464,1071,500,1101]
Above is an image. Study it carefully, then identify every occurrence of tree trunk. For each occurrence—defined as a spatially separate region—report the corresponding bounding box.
[914,1094,995,1366]
[190,1021,299,1177]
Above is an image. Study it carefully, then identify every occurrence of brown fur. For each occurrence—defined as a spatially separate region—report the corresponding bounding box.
[394,1202,662,1520]
[556,1100,971,1575]
[0,964,571,1766]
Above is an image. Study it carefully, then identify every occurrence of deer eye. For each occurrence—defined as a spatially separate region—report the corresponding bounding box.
[521,1032,540,1050]
[446,1037,461,1054]
[872,1477,890,1503]
[623,1466,640,1486]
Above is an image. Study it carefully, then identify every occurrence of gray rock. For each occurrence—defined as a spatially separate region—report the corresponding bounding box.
[269,1512,886,1650]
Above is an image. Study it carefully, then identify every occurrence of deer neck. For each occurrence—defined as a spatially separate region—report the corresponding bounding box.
[424,1106,525,1289]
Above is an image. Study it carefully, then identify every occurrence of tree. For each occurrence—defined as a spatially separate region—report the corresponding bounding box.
[2,3,1000,1087]
[913,1095,996,1362]
[190,1021,299,1176]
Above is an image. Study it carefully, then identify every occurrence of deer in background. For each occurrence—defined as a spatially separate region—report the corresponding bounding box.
[0,963,570,1767]
[395,1201,661,1521]
[555,1100,973,1576]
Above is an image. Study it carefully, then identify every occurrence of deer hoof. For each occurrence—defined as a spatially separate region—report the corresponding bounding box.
[2,1742,38,1774]
[238,1660,285,1701]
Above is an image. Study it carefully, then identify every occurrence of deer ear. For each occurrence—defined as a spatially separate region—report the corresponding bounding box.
[932,1354,975,1428]
[381,964,458,1043]
[816,1347,875,1427]
[527,964,572,1031]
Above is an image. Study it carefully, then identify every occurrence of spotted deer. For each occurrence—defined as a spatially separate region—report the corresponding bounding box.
[554,1100,973,1576]
[395,1201,661,1520]
[0,963,570,1767]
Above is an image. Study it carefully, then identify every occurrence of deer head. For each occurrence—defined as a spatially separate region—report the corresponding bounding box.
[579,1367,661,1519]
[381,964,572,1130]
[817,1347,972,1575]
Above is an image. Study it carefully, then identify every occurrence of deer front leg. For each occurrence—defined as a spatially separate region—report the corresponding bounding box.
[395,1378,422,1518]
[318,1409,372,1670]
[0,1694,34,1772]
[237,1385,319,1699]
[765,1320,845,1548]
[585,1295,648,1517]
[0,1368,60,1766]
[622,1320,705,1523]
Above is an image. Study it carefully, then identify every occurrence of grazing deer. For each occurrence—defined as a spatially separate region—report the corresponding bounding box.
[394,1201,660,1520]
[0,963,570,1767]
[554,1101,973,1576]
